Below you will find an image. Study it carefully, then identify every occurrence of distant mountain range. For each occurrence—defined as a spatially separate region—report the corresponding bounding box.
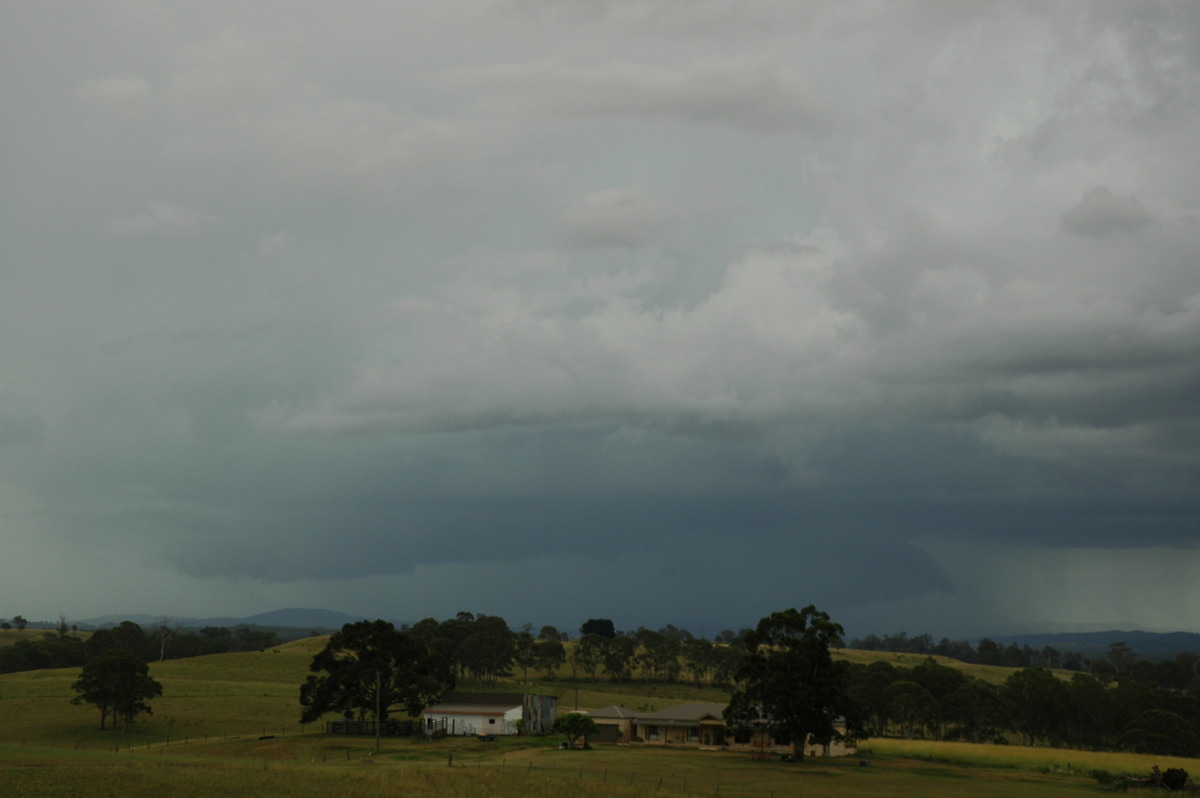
[75,608,370,631]
[49,610,1200,659]
[992,630,1200,658]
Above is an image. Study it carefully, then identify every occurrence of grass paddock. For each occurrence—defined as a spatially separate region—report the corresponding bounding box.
[3,639,1196,796]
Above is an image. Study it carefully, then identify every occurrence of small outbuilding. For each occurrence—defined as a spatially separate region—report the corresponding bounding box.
[423,691,557,737]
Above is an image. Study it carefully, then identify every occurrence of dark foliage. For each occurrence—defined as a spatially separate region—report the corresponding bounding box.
[70,649,162,730]
[580,618,616,639]
[724,606,860,762]
[299,620,454,724]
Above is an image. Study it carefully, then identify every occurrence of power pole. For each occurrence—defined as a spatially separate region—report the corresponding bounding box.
[375,670,381,754]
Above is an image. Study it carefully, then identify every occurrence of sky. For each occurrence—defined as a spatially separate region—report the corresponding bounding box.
[2,1,1198,640]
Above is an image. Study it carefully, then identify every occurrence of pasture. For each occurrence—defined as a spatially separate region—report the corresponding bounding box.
[1,636,1195,796]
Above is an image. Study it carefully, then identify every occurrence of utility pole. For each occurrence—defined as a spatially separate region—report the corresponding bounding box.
[375,670,381,754]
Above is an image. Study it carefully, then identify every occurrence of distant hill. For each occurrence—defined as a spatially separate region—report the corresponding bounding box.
[239,608,369,628]
[76,607,368,632]
[992,630,1200,659]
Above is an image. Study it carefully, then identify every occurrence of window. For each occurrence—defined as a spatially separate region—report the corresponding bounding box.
[646,725,660,740]
[488,719,496,725]
[686,728,699,742]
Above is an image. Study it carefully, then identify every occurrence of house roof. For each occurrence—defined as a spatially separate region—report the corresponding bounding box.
[588,705,638,719]
[635,702,728,725]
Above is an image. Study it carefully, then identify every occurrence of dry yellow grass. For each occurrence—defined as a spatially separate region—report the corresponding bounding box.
[831,647,1072,685]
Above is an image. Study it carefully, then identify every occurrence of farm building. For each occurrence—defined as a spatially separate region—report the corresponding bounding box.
[423,691,557,737]
[588,701,855,757]
[587,704,638,743]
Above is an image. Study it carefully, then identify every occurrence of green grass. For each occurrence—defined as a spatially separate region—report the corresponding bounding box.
[0,629,93,647]
[861,737,1200,775]
[0,737,1118,797]
[0,638,1182,796]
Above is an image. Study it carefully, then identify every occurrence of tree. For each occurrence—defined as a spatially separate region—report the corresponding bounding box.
[1066,672,1112,750]
[1108,642,1136,676]
[514,630,537,684]
[886,680,933,739]
[946,678,1002,744]
[85,621,149,660]
[154,617,178,662]
[536,638,566,679]
[910,657,967,740]
[12,615,27,632]
[1122,709,1200,757]
[570,633,604,680]
[976,638,1001,666]
[299,620,454,724]
[848,660,897,737]
[601,635,637,683]
[71,650,162,730]
[635,628,681,681]
[456,614,515,685]
[723,606,858,762]
[683,638,715,685]
[710,644,744,688]
[1001,667,1068,746]
[552,712,600,749]
[580,618,616,639]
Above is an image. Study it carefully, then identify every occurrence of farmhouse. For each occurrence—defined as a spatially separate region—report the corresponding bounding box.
[423,691,557,737]
[588,701,855,757]
[587,704,638,743]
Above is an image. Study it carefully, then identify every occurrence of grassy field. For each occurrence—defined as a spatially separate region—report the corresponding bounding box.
[2,637,1195,796]
[0,629,93,648]
[830,647,1073,686]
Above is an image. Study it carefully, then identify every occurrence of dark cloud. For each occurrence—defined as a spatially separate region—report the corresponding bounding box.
[2,1,1198,636]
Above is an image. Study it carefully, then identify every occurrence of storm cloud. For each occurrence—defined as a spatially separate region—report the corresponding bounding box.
[2,1,1198,637]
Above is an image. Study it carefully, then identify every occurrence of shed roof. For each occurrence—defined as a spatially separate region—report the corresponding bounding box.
[426,691,528,715]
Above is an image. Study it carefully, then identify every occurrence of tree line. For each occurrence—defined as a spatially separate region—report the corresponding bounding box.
[845,656,1200,757]
[0,619,280,674]
[299,607,852,764]
[393,613,748,689]
[387,613,1200,759]
[849,631,1200,691]
[22,607,1200,759]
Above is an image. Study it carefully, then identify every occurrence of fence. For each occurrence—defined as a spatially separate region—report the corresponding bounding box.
[325,719,415,736]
